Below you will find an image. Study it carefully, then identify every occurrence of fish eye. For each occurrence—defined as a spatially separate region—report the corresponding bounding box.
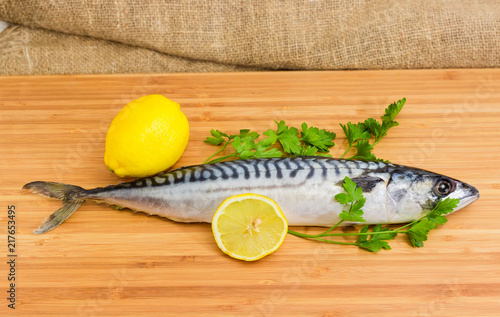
[434,179,454,196]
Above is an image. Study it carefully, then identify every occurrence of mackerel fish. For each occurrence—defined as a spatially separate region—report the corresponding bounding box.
[23,157,479,234]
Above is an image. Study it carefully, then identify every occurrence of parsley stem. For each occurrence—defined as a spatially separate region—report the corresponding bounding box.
[287,230,355,245]
[312,237,356,245]
[394,222,417,231]
[286,219,345,240]
[203,141,230,164]
[321,230,408,237]
[343,155,358,160]
[340,145,352,159]
[205,153,238,164]
[287,229,315,239]
[317,220,344,236]
[393,215,428,231]
[289,228,408,239]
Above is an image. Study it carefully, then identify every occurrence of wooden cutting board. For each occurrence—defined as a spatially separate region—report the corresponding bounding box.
[1,70,499,317]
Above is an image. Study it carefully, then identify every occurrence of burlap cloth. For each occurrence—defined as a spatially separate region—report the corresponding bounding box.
[0,0,499,75]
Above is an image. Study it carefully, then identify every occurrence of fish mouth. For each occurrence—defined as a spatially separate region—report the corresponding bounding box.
[450,182,480,211]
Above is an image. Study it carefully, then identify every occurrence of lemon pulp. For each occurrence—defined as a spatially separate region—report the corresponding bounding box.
[212,194,288,261]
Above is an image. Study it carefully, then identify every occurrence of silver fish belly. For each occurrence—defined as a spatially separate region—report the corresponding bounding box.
[24,157,479,234]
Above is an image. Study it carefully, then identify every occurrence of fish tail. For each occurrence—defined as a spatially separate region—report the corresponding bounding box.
[22,181,88,234]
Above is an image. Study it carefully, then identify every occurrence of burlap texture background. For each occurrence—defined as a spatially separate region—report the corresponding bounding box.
[0,0,499,75]
[0,26,261,75]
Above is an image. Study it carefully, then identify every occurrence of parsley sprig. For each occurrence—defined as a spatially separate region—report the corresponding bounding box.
[339,98,406,162]
[287,176,459,252]
[203,121,336,164]
[203,98,405,164]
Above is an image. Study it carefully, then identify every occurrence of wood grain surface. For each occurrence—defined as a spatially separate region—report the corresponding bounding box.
[1,69,499,317]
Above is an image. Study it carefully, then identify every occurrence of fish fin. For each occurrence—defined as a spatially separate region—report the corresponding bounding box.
[23,181,88,234]
[23,181,87,200]
[33,200,85,234]
[350,176,385,193]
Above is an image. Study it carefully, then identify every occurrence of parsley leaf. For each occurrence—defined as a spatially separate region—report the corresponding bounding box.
[340,98,406,160]
[406,198,459,247]
[339,122,371,147]
[299,145,319,156]
[334,177,362,203]
[363,118,399,144]
[261,130,278,146]
[301,123,336,151]
[203,127,287,163]
[240,130,259,141]
[357,240,392,252]
[363,98,406,147]
[381,120,399,134]
[357,239,392,252]
[335,177,366,222]
[381,98,406,122]
[354,225,393,252]
[253,143,283,158]
[363,118,383,141]
[231,136,256,159]
[339,122,372,159]
[263,120,302,155]
[338,203,366,222]
[407,218,435,247]
[355,224,397,252]
[427,198,460,219]
[342,176,364,201]
[356,225,369,243]
[204,129,228,145]
[238,129,250,137]
[370,224,398,241]
[350,140,389,162]
[352,140,376,160]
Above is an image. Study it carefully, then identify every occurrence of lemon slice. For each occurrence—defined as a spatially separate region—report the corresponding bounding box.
[212,193,288,261]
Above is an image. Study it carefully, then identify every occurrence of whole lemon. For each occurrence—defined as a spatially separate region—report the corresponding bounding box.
[105,94,189,177]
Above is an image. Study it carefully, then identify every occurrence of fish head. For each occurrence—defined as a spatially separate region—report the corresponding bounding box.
[386,167,479,221]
